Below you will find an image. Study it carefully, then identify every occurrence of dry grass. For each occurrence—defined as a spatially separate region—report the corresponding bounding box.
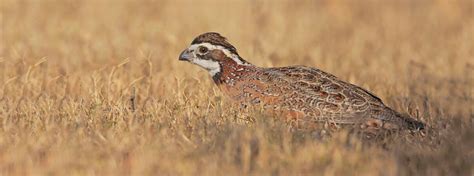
[0,0,473,175]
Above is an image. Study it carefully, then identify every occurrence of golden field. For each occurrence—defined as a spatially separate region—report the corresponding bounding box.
[0,0,473,175]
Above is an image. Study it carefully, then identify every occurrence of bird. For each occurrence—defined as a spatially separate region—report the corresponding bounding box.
[178,32,424,132]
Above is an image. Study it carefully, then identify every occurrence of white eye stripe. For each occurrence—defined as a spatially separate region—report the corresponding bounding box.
[188,43,250,66]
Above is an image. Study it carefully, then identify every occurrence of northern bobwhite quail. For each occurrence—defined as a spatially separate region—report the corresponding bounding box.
[178,32,424,131]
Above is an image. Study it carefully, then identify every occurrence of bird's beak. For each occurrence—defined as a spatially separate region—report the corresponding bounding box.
[179,49,192,61]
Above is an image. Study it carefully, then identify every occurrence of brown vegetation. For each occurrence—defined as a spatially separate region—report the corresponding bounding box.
[0,0,473,175]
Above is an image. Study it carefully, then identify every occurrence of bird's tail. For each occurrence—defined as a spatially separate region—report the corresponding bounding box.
[399,113,425,131]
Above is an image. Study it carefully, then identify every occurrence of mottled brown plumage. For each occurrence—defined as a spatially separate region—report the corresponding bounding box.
[179,32,424,131]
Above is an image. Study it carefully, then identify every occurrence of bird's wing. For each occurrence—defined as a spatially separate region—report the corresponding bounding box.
[257,66,386,124]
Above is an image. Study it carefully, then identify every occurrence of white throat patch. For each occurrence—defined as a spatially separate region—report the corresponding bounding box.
[189,58,221,76]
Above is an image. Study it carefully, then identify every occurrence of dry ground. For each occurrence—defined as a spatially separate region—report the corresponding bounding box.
[0,0,473,175]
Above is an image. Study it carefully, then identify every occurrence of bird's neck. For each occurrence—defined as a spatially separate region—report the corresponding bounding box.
[212,59,256,85]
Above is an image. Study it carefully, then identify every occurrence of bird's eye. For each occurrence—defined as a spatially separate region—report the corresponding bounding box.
[198,46,208,54]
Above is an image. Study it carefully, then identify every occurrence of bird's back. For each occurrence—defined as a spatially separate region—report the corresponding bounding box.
[218,65,424,131]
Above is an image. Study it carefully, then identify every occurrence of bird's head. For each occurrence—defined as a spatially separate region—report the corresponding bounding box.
[179,32,252,76]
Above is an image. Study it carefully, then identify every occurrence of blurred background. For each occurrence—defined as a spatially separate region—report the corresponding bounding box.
[1,0,473,175]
